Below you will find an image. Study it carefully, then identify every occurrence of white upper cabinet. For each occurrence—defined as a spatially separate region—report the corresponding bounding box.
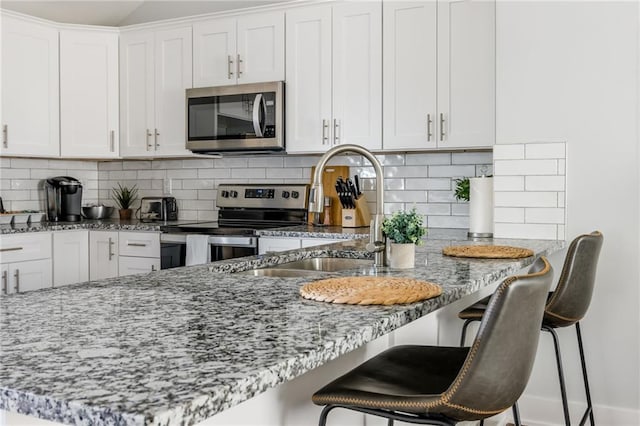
[193,11,284,87]
[383,2,438,150]
[383,0,495,150]
[120,27,192,157]
[437,0,495,148]
[285,2,382,153]
[1,14,59,157]
[60,29,119,158]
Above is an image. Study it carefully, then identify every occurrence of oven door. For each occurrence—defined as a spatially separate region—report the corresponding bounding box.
[160,234,258,269]
[186,81,284,153]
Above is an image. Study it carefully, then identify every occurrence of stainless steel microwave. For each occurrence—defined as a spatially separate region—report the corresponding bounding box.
[186,81,284,153]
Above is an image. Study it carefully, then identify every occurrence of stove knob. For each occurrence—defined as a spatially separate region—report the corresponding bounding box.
[230,190,238,198]
[221,190,229,198]
[282,190,290,199]
[291,191,299,199]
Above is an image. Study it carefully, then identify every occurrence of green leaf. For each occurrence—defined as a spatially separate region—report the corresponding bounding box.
[381,208,427,245]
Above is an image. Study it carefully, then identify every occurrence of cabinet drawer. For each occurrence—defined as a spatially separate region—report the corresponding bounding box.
[118,256,160,277]
[0,232,52,264]
[118,232,160,258]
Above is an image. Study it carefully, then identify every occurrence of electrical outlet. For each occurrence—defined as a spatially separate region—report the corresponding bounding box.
[163,178,172,194]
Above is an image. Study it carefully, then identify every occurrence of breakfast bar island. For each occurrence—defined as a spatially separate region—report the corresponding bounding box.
[0,229,564,426]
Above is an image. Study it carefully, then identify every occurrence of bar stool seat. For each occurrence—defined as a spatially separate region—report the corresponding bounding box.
[313,256,554,426]
[458,231,603,426]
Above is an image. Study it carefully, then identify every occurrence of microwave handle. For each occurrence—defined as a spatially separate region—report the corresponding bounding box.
[252,93,267,138]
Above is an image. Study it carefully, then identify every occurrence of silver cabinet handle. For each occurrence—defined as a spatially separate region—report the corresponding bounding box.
[237,54,243,76]
[154,128,160,149]
[0,247,23,253]
[151,265,156,272]
[439,113,446,142]
[14,269,19,293]
[228,55,234,79]
[427,114,433,141]
[127,242,147,247]
[333,119,341,145]
[2,124,7,148]
[322,119,329,145]
[146,129,153,150]
[108,237,115,261]
[2,271,7,295]
[110,130,115,152]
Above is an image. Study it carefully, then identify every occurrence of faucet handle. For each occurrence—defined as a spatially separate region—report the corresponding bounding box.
[365,241,385,253]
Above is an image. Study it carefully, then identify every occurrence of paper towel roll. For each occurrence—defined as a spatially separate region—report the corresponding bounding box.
[469,177,493,237]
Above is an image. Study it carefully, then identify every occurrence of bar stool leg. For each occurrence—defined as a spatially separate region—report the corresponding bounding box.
[319,405,337,426]
[575,322,595,426]
[512,402,522,426]
[543,325,571,426]
[460,319,474,346]
[387,418,394,426]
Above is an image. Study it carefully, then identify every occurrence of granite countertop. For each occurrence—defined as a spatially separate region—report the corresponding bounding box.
[0,232,564,425]
[256,224,370,239]
[0,219,200,235]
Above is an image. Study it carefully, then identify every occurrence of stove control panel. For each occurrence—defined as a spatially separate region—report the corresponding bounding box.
[217,184,309,210]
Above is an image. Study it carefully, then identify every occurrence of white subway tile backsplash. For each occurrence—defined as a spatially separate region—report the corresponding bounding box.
[3,169,30,179]
[494,207,525,223]
[405,178,451,190]
[427,191,457,203]
[525,208,565,224]
[182,179,214,190]
[494,223,558,240]
[231,168,266,179]
[418,203,452,216]
[3,190,31,200]
[167,169,198,179]
[123,161,151,170]
[52,160,97,170]
[428,215,469,229]
[494,191,558,208]
[451,203,470,216]
[109,171,137,180]
[180,200,214,211]
[11,158,49,169]
[214,158,248,168]
[10,180,40,190]
[183,159,215,169]
[266,168,303,179]
[493,176,525,191]
[197,190,217,200]
[152,159,184,169]
[99,161,123,171]
[525,175,565,191]
[283,156,321,168]
[198,168,231,179]
[428,165,476,178]
[525,142,565,159]
[376,154,405,166]
[452,152,493,165]
[137,170,167,180]
[405,153,451,165]
[248,157,284,168]
[493,144,525,160]
[494,159,557,176]
[385,191,427,203]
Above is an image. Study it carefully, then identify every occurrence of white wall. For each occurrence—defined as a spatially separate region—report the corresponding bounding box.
[497,1,639,423]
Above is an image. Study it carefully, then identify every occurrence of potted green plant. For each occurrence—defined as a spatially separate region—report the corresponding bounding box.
[382,208,427,269]
[112,183,138,220]
[454,177,470,202]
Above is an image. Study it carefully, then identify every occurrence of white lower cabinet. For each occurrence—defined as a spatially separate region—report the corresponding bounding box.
[300,238,341,248]
[118,256,160,277]
[89,231,119,280]
[53,230,89,287]
[0,232,52,294]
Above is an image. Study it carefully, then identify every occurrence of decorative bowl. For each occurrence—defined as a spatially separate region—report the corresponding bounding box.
[82,206,115,220]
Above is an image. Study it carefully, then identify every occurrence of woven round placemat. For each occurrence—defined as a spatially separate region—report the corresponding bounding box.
[442,245,534,259]
[300,276,442,305]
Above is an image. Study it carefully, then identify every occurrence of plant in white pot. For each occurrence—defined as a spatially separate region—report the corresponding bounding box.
[382,208,427,269]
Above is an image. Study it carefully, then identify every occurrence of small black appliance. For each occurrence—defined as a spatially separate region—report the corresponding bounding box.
[45,176,83,222]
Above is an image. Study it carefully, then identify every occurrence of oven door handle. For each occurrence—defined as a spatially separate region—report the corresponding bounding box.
[161,233,257,248]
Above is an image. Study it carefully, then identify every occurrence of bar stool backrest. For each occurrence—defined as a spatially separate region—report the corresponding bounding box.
[438,257,554,421]
[544,231,603,328]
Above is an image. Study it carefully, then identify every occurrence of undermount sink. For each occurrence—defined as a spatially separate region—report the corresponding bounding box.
[236,257,374,277]
[274,257,373,272]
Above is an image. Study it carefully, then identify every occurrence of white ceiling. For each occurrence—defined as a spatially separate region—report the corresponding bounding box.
[1,0,292,27]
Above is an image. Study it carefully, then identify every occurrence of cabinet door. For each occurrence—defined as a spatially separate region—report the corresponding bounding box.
[154,27,192,156]
[89,231,118,281]
[237,11,285,84]
[332,2,382,150]
[285,5,332,153]
[10,259,52,293]
[1,15,59,157]
[258,237,301,254]
[383,2,438,150]
[437,0,495,148]
[1,264,9,295]
[118,256,160,277]
[119,31,155,157]
[60,30,119,158]
[53,231,89,286]
[193,18,237,87]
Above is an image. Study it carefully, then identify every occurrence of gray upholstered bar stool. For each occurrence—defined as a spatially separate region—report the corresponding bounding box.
[459,231,603,426]
[312,257,554,426]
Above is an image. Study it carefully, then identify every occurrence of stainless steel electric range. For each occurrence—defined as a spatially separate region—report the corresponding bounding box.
[159,183,309,269]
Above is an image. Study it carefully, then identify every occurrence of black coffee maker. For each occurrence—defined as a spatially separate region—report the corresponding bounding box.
[45,176,83,222]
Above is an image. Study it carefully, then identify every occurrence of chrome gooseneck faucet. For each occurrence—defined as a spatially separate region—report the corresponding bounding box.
[309,144,388,267]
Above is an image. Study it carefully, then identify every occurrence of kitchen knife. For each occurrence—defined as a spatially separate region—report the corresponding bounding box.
[346,178,357,207]
[354,175,361,197]
[335,181,346,208]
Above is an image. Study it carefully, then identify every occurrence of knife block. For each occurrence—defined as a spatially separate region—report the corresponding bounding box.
[341,196,371,228]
